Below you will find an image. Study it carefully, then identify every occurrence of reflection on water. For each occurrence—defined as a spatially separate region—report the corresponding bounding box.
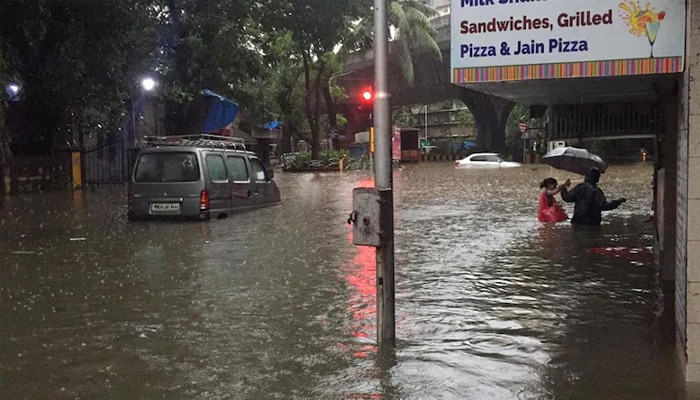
[0,163,686,399]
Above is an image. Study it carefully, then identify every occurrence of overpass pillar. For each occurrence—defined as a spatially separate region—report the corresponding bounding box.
[458,89,514,151]
[678,0,700,383]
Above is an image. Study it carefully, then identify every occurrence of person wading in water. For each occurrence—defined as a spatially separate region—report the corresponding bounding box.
[537,177,570,223]
[560,167,626,226]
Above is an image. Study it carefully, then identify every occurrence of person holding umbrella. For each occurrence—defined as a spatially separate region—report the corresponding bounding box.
[560,167,626,226]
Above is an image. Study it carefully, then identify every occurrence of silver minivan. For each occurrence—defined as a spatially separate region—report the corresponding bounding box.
[128,135,281,220]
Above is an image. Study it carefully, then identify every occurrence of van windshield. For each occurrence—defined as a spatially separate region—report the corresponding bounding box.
[134,152,200,182]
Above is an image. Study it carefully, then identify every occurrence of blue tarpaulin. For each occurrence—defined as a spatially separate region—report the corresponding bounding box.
[263,120,281,130]
[201,89,240,133]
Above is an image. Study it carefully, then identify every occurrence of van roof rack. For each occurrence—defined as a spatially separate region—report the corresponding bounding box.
[142,134,247,151]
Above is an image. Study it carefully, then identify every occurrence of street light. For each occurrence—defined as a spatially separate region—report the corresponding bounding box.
[132,77,158,145]
[141,78,156,92]
[6,83,21,101]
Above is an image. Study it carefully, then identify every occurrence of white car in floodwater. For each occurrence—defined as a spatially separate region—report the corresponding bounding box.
[454,153,522,169]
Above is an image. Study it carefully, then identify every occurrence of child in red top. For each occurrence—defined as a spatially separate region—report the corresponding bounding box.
[538,177,571,223]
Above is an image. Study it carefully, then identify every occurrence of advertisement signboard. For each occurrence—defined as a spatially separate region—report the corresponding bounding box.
[450,0,685,83]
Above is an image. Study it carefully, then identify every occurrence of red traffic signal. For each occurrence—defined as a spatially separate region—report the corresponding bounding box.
[360,88,374,104]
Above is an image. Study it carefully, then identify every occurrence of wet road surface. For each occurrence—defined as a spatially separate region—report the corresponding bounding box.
[0,162,687,399]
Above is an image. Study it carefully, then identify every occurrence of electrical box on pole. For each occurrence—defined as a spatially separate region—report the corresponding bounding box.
[348,188,382,247]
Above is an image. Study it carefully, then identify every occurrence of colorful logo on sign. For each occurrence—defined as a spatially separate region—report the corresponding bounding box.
[619,1,667,58]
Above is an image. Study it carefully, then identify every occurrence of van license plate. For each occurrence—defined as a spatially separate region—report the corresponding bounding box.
[151,203,181,212]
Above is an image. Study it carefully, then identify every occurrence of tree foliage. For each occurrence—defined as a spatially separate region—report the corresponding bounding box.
[349,0,441,84]
[0,0,270,148]
[0,0,158,152]
[504,103,529,160]
[252,31,307,153]
[393,106,416,127]
[258,0,370,158]
[0,0,440,162]
[0,34,10,166]
[455,108,475,127]
[390,0,441,84]
[159,0,265,134]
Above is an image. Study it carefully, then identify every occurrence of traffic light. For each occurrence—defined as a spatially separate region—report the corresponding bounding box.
[357,87,374,131]
[360,87,374,105]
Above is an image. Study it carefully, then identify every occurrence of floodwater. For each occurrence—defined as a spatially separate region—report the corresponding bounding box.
[0,162,688,399]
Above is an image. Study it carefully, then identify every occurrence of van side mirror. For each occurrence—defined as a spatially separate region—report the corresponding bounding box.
[266,168,275,180]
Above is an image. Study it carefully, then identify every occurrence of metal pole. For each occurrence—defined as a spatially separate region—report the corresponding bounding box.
[424,105,428,140]
[131,99,137,147]
[369,112,374,173]
[373,0,395,349]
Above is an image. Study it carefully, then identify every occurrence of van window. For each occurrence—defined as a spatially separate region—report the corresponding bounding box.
[249,158,267,181]
[227,156,249,181]
[206,154,228,181]
[470,155,487,162]
[134,152,200,182]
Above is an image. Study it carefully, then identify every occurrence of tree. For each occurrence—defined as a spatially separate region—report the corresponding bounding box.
[0,34,12,193]
[504,103,528,160]
[393,106,416,127]
[259,0,369,159]
[349,0,441,84]
[253,31,307,153]
[1,0,159,152]
[320,52,346,137]
[455,108,475,127]
[159,0,266,134]
[0,0,159,153]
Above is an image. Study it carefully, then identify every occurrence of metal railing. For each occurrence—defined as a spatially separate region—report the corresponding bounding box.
[549,102,662,140]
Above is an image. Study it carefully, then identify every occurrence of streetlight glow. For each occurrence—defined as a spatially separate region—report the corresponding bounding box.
[141,78,156,91]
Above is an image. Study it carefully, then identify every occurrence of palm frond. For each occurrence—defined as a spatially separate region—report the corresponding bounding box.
[402,8,437,35]
[398,0,438,15]
[397,35,415,84]
[352,0,441,83]
[390,2,410,36]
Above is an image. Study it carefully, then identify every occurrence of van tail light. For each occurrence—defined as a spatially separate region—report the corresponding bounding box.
[199,189,210,211]
[454,161,460,167]
[128,191,133,206]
